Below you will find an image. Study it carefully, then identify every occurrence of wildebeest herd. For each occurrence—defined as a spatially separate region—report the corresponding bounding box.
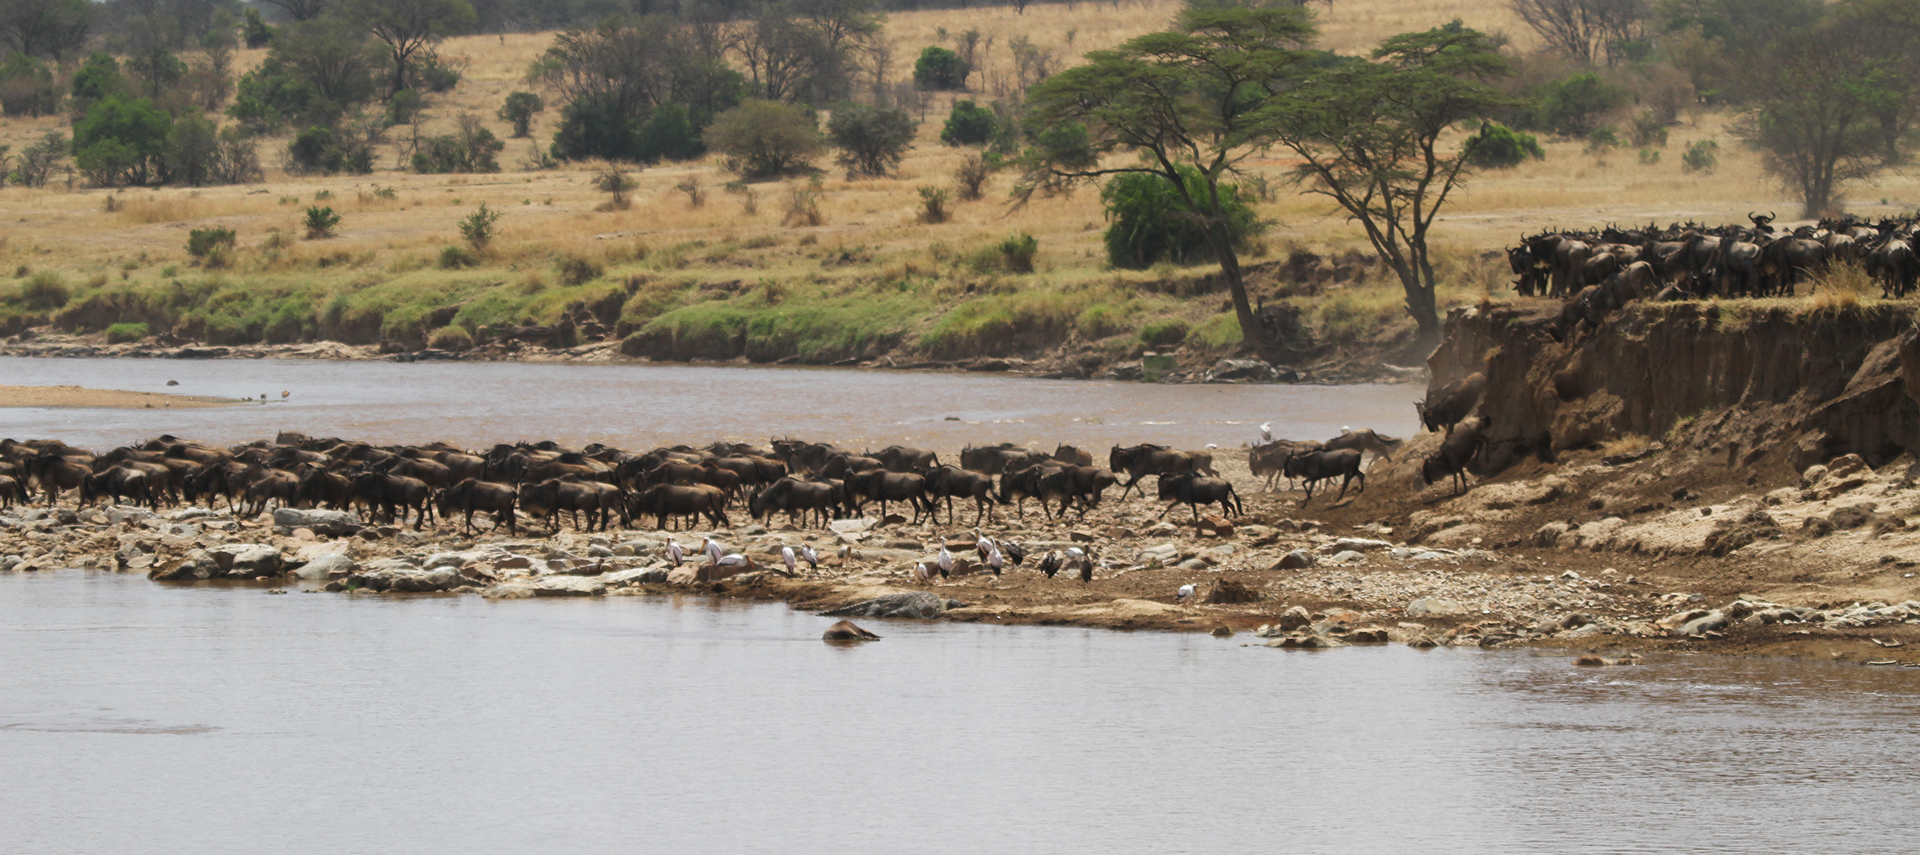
[0,434,1265,536]
[1511,214,1920,320]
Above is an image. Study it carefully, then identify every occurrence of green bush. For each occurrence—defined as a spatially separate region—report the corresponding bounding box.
[941,100,996,146]
[1628,111,1668,148]
[16,272,70,311]
[556,254,603,286]
[913,46,970,91]
[412,117,503,174]
[288,125,374,175]
[242,7,273,48]
[1525,72,1629,137]
[439,245,478,269]
[1682,139,1718,173]
[414,52,463,93]
[0,54,59,117]
[918,186,950,223]
[999,232,1038,274]
[1584,126,1621,153]
[187,227,237,259]
[707,99,823,179]
[498,91,544,137]
[1461,122,1543,169]
[1101,167,1264,270]
[304,206,340,239]
[637,103,703,162]
[106,322,150,344]
[459,203,501,250]
[1138,319,1190,348]
[427,324,473,350]
[827,102,915,178]
[73,95,173,186]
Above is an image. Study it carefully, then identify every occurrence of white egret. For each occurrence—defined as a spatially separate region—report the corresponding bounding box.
[1259,422,1273,443]
[1177,583,1197,601]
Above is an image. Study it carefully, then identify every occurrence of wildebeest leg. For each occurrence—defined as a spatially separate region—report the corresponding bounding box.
[1157,500,1179,520]
[1355,470,1366,495]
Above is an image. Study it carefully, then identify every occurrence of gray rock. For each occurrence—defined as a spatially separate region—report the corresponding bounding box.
[1327,537,1393,552]
[211,543,285,577]
[1276,605,1313,631]
[1678,611,1729,637]
[293,553,356,580]
[149,549,220,581]
[1405,597,1467,617]
[822,591,951,619]
[349,566,464,593]
[1274,549,1315,570]
[105,506,155,526]
[271,508,362,536]
[605,567,671,585]
[1329,550,1366,564]
[1206,358,1278,382]
[532,576,607,597]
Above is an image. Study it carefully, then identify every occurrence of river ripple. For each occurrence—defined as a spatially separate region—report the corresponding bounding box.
[3,571,1918,855]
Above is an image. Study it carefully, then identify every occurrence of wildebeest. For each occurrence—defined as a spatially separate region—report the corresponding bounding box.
[748,477,843,528]
[631,483,730,530]
[999,463,1074,520]
[960,443,1044,475]
[922,464,997,525]
[1154,472,1243,522]
[438,478,518,535]
[1249,440,1318,492]
[871,445,939,473]
[350,470,434,529]
[1109,443,1210,499]
[1323,429,1402,469]
[0,474,26,508]
[1420,417,1488,495]
[28,451,90,505]
[1051,444,1094,467]
[1416,372,1486,435]
[843,469,929,522]
[80,466,152,509]
[1285,448,1365,504]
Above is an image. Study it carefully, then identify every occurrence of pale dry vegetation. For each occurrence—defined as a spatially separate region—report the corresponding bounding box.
[5,0,1920,360]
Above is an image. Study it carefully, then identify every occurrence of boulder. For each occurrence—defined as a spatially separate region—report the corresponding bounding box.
[1206,358,1278,382]
[1346,628,1391,643]
[822,591,952,619]
[349,566,463,593]
[1273,549,1315,570]
[210,544,284,577]
[293,553,356,581]
[1405,597,1467,617]
[1204,579,1261,604]
[1677,611,1729,637]
[1325,537,1393,553]
[105,506,155,526]
[271,508,362,536]
[605,567,671,585]
[532,576,607,597]
[822,619,880,642]
[1265,634,1347,649]
[148,549,220,581]
[1275,605,1313,631]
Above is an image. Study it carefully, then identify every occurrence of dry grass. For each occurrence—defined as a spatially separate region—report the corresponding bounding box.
[6,0,1920,352]
[1599,434,1652,457]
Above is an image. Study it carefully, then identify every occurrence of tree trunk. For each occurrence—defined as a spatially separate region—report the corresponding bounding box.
[1202,223,1277,364]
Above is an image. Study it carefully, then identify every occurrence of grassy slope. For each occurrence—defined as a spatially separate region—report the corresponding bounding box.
[5,0,1920,364]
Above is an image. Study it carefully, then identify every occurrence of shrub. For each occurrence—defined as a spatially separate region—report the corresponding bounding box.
[414,52,463,93]
[1138,319,1189,348]
[707,99,823,179]
[0,54,58,117]
[914,46,970,91]
[637,103,703,162]
[242,7,273,48]
[918,187,950,223]
[557,255,604,286]
[1584,126,1620,153]
[782,176,825,227]
[1628,111,1669,148]
[549,95,639,163]
[288,125,374,175]
[1101,167,1265,270]
[11,131,68,187]
[1682,139,1718,173]
[498,91,545,138]
[1529,72,1629,137]
[941,100,996,146]
[1462,122,1543,169]
[827,103,915,178]
[438,245,478,269]
[18,272,70,311]
[412,115,503,174]
[73,95,173,186]
[1638,148,1661,165]
[999,232,1038,273]
[187,227,237,259]
[459,203,501,250]
[106,322,150,344]
[428,325,474,350]
[595,168,635,210]
[304,206,340,239]
[675,178,705,208]
[955,153,992,200]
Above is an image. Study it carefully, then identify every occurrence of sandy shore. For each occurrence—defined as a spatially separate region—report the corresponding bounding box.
[0,385,240,410]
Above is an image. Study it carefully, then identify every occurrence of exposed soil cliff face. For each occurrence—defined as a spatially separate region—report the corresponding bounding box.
[1429,302,1920,479]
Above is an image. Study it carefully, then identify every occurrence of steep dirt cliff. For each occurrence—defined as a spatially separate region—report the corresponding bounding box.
[1427,302,1920,481]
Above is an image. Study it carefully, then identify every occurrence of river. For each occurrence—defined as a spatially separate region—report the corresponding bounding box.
[0,356,1416,451]
[4,571,1918,854]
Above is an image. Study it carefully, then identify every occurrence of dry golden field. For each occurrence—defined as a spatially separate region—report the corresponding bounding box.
[4,0,1920,360]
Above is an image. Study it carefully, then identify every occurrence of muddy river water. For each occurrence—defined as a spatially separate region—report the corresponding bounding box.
[5,357,1920,853]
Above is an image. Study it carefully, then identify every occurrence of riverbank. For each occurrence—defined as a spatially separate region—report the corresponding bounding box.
[4,439,1916,668]
[0,384,240,409]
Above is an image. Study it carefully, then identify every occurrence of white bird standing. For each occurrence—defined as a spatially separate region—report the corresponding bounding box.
[986,544,1005,575]
[937,546,954,578]
[1259,422,1273,443]
[973,527,994,558]
[914,562,933,583]
[782,545,797,575]
[1177,583,1197,601]
[801,544,819,570]
[702,537,723,566]
[666,538,684,568]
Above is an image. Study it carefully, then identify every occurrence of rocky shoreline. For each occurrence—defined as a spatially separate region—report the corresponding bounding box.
[6,444,1917,667]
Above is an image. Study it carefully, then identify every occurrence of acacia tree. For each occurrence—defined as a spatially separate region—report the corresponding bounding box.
[342,0,474,94]
[0,0,92,60]
[1508,0,1645,65]
[1022,6,1317,361]
[1270,23,1510,348]
[1738,13,1898,217]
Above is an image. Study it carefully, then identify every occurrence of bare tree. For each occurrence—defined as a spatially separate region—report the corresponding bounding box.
[1509,0,1645,65]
